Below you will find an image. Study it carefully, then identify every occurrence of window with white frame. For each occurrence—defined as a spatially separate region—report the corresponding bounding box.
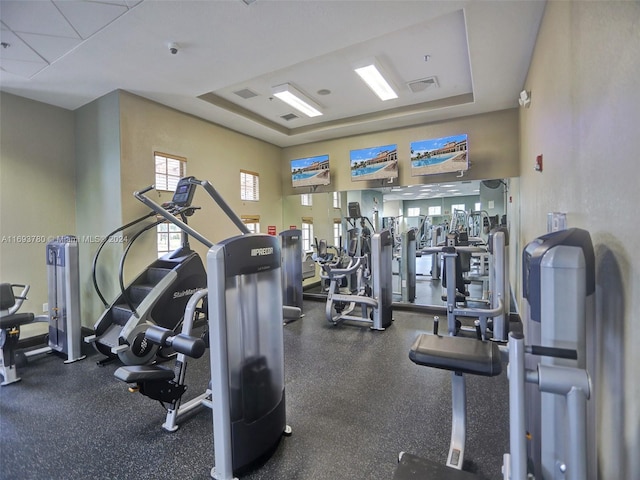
[155,152,186,191]
[301,218,313,252]
[157,223,182,258]
[407,207,420,217]
[474,202,481,211]
[333,192,341,209]
[242,215,260,233]
[333,219,342,248]
[451,203,466,213]
[240,170,260,201]
[155,152,187,257]
[301,194,313,206]
[427,206,442,216]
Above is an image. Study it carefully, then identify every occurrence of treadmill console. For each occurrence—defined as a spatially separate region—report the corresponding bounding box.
[172,176,197,207]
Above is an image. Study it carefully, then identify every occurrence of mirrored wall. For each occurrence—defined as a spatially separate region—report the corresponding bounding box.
[283,178,511,308]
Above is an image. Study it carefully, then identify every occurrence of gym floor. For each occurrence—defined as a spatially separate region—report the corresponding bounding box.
[0,300,512,480]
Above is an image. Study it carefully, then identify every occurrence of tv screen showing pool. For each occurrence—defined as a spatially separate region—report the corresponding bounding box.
[410,134,468,176]
[350,144,398,182]
[291,154,330,188]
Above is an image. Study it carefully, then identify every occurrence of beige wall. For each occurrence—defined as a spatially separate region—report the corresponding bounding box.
[117,92,283,277]
[0,92,76,336]
[281,108,520,197]
[0,90,284,334]
[519,2,639,477]
[79,91,284,328]
[75,91,123,326]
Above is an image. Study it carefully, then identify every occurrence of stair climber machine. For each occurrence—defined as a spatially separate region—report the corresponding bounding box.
[85,177,207,365]
[117,176,292,478]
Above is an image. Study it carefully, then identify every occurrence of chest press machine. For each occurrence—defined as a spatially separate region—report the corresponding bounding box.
[394,228,594,480]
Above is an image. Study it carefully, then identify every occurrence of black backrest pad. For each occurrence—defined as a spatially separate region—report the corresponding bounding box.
[409,334,502,377]
[0,283,16,311]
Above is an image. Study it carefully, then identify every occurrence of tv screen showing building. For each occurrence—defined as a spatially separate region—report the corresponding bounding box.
[291,154,330,187]
[410,134,468,176]
[350,144,398,182]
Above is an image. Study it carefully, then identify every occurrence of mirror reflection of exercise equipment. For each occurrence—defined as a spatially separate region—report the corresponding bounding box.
[289,179,509,310]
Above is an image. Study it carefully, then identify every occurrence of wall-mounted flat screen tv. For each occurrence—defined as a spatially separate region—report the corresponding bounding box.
[410,134,468,176]
[291,154,330,188]
[350,144,398,182]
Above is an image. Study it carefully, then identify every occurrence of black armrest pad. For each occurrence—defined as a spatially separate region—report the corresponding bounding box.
[114,365,174,383]
[409,334,502,377]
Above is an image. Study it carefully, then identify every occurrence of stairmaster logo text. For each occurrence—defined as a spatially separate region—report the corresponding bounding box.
[251,247,274,256]
[173,287,202,299]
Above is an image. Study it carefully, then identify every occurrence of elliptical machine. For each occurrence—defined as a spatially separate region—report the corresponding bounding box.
[85,177,207,365]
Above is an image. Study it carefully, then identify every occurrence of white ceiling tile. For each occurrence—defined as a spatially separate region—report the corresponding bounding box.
[1,0,80,39]
[0,30,45,63]
[18,33,83,64]
[53,0,129,39]
[0,58,48,78]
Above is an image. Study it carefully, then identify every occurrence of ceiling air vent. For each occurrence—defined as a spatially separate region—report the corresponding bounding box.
[280,113,299,121]
[407,76,439,93]
[233,88,259,99]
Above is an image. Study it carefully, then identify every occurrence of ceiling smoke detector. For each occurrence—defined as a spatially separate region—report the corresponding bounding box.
[407,76,439,93]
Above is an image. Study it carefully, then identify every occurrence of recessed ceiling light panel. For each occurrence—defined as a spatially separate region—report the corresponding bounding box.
[354,59,398,101]
[271,83,323,117]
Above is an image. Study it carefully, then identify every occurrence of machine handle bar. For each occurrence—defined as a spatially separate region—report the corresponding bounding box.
[528,345,578,360]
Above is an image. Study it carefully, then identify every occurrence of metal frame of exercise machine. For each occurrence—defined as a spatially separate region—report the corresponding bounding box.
[394,227,595,480]
[322,229,393,330]
[114,288,211,432]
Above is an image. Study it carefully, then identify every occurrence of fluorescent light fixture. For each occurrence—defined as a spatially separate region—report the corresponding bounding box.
[354,61,398,101]
[271,83,322,117]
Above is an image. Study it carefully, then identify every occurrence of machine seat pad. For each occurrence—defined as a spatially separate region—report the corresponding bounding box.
[393,452,482,479]
[409,334,502,377]
[0,312,35,330]
[114,365,175,383]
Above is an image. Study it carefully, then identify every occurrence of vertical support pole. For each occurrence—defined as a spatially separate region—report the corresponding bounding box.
[566,388,588,480]
[208,245,237,480]
[508,332,528,480]
[443,252,457,335]
[447,371,466,470]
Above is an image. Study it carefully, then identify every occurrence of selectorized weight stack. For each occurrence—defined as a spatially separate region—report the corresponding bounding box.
[45,236,86,363]
[280,229,303,312]
[208,233,289,479]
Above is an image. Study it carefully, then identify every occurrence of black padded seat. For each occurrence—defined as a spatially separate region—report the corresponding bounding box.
[114,365,174,383]
[0,312,35,330]
[393,452,481,479]
[409,334,502,377]
[0,283,34,329]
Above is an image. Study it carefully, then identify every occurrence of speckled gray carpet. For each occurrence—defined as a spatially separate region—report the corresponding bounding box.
[0,301,511,480]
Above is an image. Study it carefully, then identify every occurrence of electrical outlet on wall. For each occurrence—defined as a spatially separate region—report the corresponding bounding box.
[43,303,48,312]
